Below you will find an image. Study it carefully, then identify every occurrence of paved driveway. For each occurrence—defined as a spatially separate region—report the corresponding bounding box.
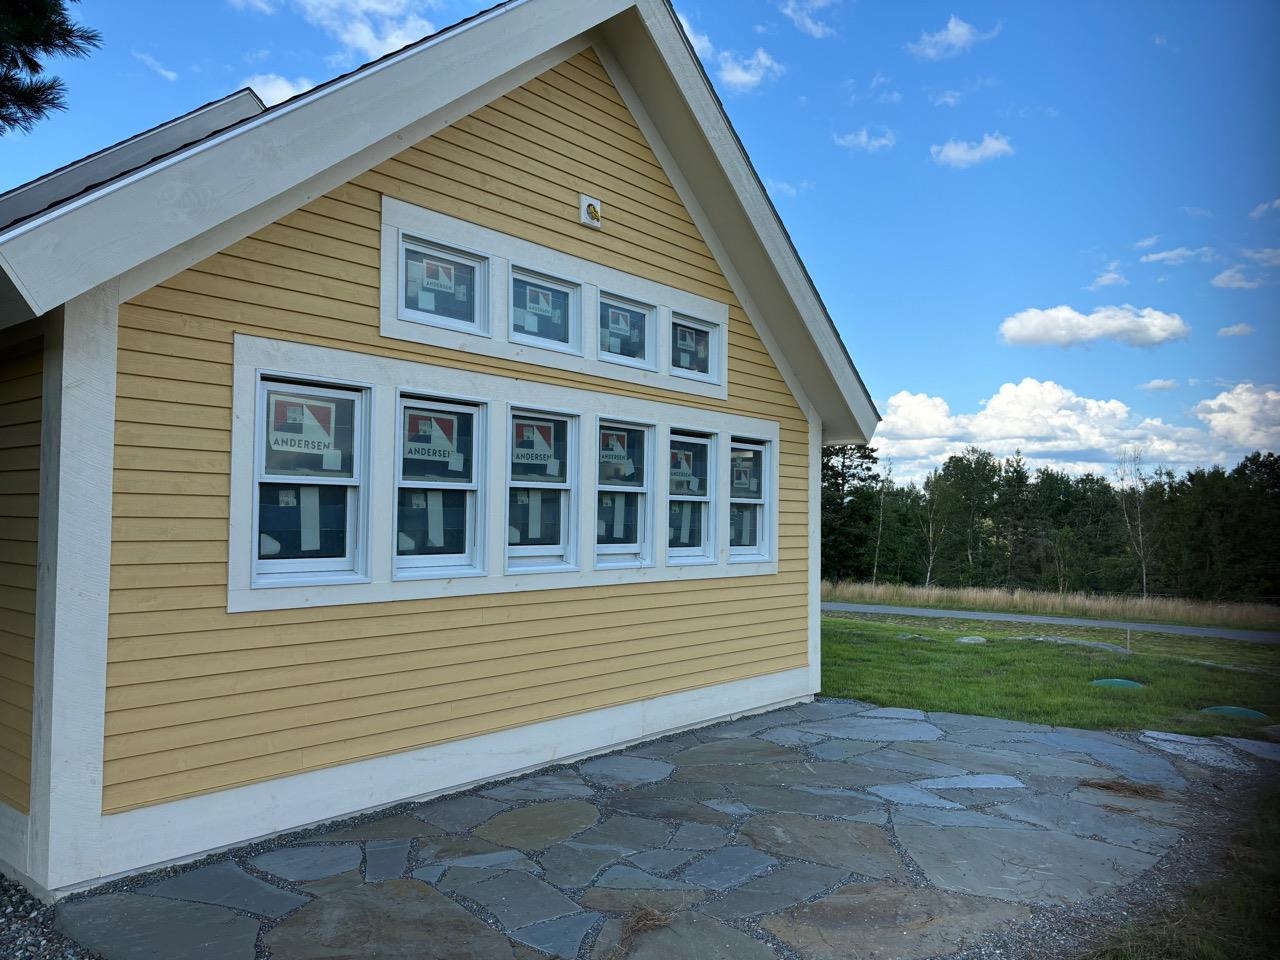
[54,700,1278,960]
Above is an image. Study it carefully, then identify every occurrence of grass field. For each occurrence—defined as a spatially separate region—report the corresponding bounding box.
[821,613,1279,737]
[822,581,1280,632]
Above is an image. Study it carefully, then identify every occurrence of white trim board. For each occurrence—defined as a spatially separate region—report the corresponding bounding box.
[61,668,813,896]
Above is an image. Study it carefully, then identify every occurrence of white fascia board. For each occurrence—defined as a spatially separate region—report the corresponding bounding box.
[603,3,879,445]
[0,0,631,318]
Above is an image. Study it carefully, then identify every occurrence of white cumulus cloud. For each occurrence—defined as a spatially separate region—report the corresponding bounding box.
[285,0,434,61]
[716,48,784,91]
[1086,261,1128,291]
[244,72,315,105]
[1248,198,1280,219]
[1211,265,1263,289]
[676,12,713,58]
[1138,246,1214,265]
[834,127,896,152]
[778,0,839,39]
[1139,378,1178,391]
[1217,323,1255,337]
[1242,248,1280,267]
[930,132,1013,168]
[999,304,1190,347]
[907,14,1000,60]
[1194,384,1280,450]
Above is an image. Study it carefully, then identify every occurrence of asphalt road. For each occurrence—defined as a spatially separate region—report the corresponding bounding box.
[820,602,1280,645]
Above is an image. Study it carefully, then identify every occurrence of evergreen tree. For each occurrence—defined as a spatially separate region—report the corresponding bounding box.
[1,1,101,135]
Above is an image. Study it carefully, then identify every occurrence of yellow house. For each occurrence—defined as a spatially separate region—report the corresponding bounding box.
[0,0,877,898]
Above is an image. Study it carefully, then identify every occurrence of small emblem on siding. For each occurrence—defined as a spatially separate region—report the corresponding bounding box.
[579,194,603,229]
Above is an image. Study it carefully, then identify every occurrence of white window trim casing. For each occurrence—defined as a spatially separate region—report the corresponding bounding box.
[380,197,729,401]
[228,334,778,613]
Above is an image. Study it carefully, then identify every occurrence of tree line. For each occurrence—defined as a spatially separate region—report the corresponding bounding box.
[822,445,1280,603]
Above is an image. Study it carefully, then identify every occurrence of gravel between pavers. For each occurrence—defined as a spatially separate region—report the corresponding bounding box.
[1,715,1273,960]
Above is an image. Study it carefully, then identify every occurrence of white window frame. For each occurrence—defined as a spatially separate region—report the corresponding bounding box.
[506,408,577,572]
[510,268,581,355]
[380,198,729,400]
[252,377,370,587]
[670,314,719,385]
[594,419,654,569]
[728,438,770,562]
[393,395,485,577]
[597,293,656,372]
[667,431,715,564]
[399,233,490,336]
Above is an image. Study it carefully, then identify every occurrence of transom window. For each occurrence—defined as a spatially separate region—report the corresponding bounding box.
[395,398,481,573]
[508,411,574,568]
[401,236,486,333]
[597,422,651,566]
[512,271,578,350]
[671,316,715,380]
[668,433,713,558]
[598,295,652,367]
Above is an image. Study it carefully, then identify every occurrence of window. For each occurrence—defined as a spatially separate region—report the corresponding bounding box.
[395,398,482,574]
[599,295,652,367]
[254,380,366,583]
[730,440,767,557]
[668,433,713,559]
[508,411,574,568]
[597,422,650,566]
[671,315,715,380]
[512,270,578,351]
[401,235,487,333]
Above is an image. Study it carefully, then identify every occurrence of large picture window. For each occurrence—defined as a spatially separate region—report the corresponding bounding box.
[730,440,768,557]
[508,411,574,568]
[596,422,650,566]
[395,398,482,573]
[668,432,713,560]
[254,380,366,582]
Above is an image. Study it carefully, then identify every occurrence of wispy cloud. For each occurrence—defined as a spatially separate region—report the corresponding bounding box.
[930,90,963,107]
[132,51,177,82]
[1153,34,1180,54]
[678,12,783,93]
[764,176,814,198]
[1217,323,1255,337]
[1211,265,1263,289]
[264,0,436,62]
[1086,261,1129,291]
[846,72,902,105]
[1139,378,1178,391]
[1242,248,1280,267]
[677,11,713,58]
[244,72,315,105]
[930,132,1012,168]
[778,0,839,40]
[1248,197,1280,219]
[1139,246,1214,265]
[230,0,276,12]
[999,304,1190,347]
[1133,234,1161,249]
[908,15,1000,60]
[834,127,896,152]
[1182,205,1213,218]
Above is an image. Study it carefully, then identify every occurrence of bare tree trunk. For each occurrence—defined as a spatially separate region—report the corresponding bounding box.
[1115,447,1152,600]
[871,461,891,585]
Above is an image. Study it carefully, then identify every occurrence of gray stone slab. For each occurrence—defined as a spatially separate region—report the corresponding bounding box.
[893,807,1039,829]
[480,771,596,802]
[413,864,447,884]
[436,866,512,892]
[623,734,702,758]
[464,871,582,930]
[596,865,700,890]
[266,878,517,959]
[539,843,618,888]
[253,844,362,882]
[855,748,971,779]
[740,812,908,878]
[579,886,708,913]
[787,699,875,721]
[670,822,729,849]
[580,755,674,788]
[700,860,846,919]
[808,739,883,761]
[140,860,307,919]
[867,784,962,808]
[1140,731,1255,770]
[795,717,945,742]
[955,635,988,644]
[56,892,260,960]
[591,911,775,960]
[914,774,1025,790]
[1069,785,1193,825]
[420,837,526,868]
[416,795,509,833]
[606,794,733,827]
[675,760,907,789]
[475,800,599,851]
[1028,730,1186,789]
[698,713,791,739]
[758,726,828,747]
[896,740,1110,780]
[627,848,699,874]
[298,870,363,898]
[762,882,1029,960]
[680,846,777,889]
[929,713,1046,734]
[511,913,600,960]
[862,707,928,720]
[733,784,888,822]
[703,798,754,816]
[364,838,411,881]
[1221,736,1280,762]
[670,737,800,765]
[896,824,1157,904]
[321,814,443,842]
[571,814,670,853]
[992,795,1181,855]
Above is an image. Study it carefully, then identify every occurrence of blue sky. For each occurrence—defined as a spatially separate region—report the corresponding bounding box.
[3,1,1277,480]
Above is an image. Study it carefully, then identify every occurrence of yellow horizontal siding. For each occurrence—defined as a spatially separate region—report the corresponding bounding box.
[107,48,811,813]
[0,337,40,813]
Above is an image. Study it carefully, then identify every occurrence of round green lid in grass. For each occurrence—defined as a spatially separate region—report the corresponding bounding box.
[1200,705,1269,720]
[1090,678,1146,689]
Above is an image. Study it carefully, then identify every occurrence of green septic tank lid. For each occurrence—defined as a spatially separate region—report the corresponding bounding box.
[1200,705,1269,720]
[1090,678,1146,689]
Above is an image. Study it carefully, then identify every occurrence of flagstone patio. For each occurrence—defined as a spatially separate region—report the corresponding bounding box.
[51,700,1275,960]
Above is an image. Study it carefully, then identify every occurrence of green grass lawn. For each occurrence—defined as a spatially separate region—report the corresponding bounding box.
[821,614,1279,737]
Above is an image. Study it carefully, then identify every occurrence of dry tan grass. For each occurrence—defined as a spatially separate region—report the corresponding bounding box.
[603,907,674,960]
[821,581,1280,631]
[1079,778,1166,799]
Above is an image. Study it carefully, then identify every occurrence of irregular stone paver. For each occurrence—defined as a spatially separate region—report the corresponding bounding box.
[863,707,928,720]
[894,807,1039,829]
[364,838,411,881]
[993,795,1181,855]
[475,800,599,851]
[1221,736,1280,763]
[855,748,970,779]
[595,865,701,891]
[675,761,904,789]
[623,734,701,758]
[897,824,1158,904]
[809,739,883,761]
[580,755,674,788]
[572,815,670,853]
[703,798,755,816]
[416,795,509,833]
[628,848,698,874]
[955,635,988,645]
[759,726,827,747]
[866,784,962,808]
[298,870,363,898]
[796,717,945,742]
[914,774,1025,790]
[1140,731,1255,770]
[266,879,516,959]
[592,911,775,960]
[253,845,362,882]
[763,882,1029,960]
[670,822,729,849]
[897,740,1108,780]
[1028,729,1186,789]
[606,794,733,827]
[734,784,888,822]
[56,893,260,960]
[1069,785,1192,825]
[741,812,908,878]
[322,814,443,842]
[413,864,447,884]
[787,699,874,721]
[481,772,596,802]
[510,913,600,960]
[579,886,708,914]
[681,846,777,889]
[462,871,581,929]
[698,713,789,739]
[421,837,526,868]
[140,860,307,919]
[701,860,846,919]
[671,737,800,765]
